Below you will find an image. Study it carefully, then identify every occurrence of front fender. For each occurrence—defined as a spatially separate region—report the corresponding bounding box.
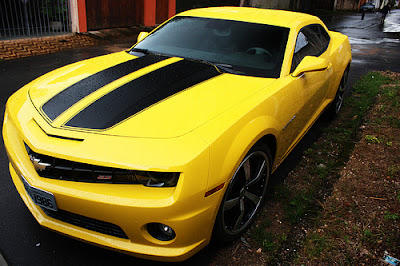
[206,115,280,194]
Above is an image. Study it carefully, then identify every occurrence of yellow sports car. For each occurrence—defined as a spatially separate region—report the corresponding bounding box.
[3,7,351,262]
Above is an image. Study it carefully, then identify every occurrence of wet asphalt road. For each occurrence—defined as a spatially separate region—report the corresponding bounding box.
[322,9,400,84]
[1,10,400,266]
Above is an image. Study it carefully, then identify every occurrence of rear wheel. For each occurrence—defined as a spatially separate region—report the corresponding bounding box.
[213,143,271,242]
[327,68,349,119]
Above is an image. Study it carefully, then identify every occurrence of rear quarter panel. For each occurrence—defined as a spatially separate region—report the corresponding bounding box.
[326,31,352,99]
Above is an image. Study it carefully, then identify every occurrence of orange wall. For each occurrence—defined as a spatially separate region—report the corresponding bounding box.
[77,0,87,32]
[77,0,176,30]
[168,0,176,18]
[144,0,176,26]
[144,0,157,26]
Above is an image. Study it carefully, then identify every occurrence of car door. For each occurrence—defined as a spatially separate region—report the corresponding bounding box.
[290,24,333,129]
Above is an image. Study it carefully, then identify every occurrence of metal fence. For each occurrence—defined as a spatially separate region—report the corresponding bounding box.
[0,0,71,39]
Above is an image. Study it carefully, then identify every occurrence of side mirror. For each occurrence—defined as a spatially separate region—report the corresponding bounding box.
[292,56,329,77]
[137,31,149,43]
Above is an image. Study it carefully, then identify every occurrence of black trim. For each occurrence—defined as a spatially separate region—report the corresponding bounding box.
[42,208,128,239]
[33,119,84,142]
[42,55,169,120]
[66,59,221,129]
[47,134,84,142]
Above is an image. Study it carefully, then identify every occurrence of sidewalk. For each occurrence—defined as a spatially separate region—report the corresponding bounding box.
[0,26,150,61]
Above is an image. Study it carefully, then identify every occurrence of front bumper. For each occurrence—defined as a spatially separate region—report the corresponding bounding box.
[3,102,223,262]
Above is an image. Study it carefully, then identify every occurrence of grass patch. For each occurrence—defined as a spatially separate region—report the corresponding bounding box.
[252,219,287,252]
[387,165,399,177]
[279,72,392,262]
[285,190,313,223]
[294,72,400,264]
[252,230,277,251]
[304,233,329,259]
[230,72,398,265]
[283,72,392,219]
[384,211,400,221]
[275,73,391,254]
[364,135,381,143]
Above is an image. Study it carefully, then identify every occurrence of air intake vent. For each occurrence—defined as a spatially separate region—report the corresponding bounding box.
[42,208,129,239]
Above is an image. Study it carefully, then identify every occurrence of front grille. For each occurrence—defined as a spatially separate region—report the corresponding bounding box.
[42,208,129,239]
[26,145,137,184]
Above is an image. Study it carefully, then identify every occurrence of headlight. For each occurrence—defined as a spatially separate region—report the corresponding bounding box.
[136,171,179,187]
[115,171,179,187]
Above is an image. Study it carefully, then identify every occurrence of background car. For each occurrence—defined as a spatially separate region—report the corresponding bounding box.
[360,2,376,12]
[3,7,351,261]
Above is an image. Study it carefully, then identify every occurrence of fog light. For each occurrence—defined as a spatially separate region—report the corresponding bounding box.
[147,223,176,241]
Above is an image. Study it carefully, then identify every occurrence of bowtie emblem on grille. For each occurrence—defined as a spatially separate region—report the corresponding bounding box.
[29,155,51,171]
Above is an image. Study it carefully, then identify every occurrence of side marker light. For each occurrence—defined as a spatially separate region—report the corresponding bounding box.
[205,183,225,197]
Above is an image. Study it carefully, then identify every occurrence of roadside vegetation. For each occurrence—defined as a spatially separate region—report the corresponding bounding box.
[211,72,400,265]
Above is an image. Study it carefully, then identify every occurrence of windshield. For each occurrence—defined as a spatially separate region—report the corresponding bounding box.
[131,16,289,78]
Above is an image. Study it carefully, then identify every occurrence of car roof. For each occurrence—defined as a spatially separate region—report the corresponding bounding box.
[177,7,320,28]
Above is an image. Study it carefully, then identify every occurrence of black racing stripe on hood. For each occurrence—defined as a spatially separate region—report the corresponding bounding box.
[65,59,221,130]
[42,54,169,121]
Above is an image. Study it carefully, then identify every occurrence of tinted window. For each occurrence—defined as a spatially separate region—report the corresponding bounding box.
[291,24,330,72]
[133,16,290,78]
[317,25,330,49]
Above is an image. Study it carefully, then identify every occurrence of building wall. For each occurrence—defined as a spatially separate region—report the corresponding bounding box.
[85,0,143,30]
[83,0,175,30]
[251,0,291,9]
[335,0,360,10]
[250,0,334,11]
[176,0,240,13]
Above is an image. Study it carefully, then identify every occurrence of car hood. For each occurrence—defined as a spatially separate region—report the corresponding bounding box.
[29,52,275,139]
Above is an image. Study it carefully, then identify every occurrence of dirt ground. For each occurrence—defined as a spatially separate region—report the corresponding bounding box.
[209,72,400,265]
[296,72,400,265]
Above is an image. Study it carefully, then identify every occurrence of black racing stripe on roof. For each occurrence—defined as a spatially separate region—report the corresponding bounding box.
[42,54,169,121]
[65,60,221,130]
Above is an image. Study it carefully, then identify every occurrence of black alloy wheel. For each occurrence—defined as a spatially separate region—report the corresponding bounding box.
[335,70,348,114]
[327,67,349,119]
[214,143,271,241]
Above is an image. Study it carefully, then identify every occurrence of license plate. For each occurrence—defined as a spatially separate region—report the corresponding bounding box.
[21,175,58,211]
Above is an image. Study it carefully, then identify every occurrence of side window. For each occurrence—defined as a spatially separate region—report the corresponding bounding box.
[291,24,330,73]
[317,25,330,50]
[294,32,308,53]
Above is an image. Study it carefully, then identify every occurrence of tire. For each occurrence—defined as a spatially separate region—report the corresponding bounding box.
[213,142,272,242]
[327,67,349,119]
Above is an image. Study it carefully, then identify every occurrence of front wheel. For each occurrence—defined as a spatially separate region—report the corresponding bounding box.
[213,143,272,242]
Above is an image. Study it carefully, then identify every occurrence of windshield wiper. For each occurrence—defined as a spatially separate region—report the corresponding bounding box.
[129,47,153,56]
[212,63,240,74]
[183,57,240,74]
[199,60,241,74]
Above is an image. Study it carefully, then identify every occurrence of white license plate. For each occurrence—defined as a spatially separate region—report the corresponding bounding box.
[21,175,58,211]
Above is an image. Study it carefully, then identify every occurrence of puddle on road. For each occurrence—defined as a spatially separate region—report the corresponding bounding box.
[383,14,400,33]
[351,46,381,55]
[350,59,368,64]
[349,37,400,45]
